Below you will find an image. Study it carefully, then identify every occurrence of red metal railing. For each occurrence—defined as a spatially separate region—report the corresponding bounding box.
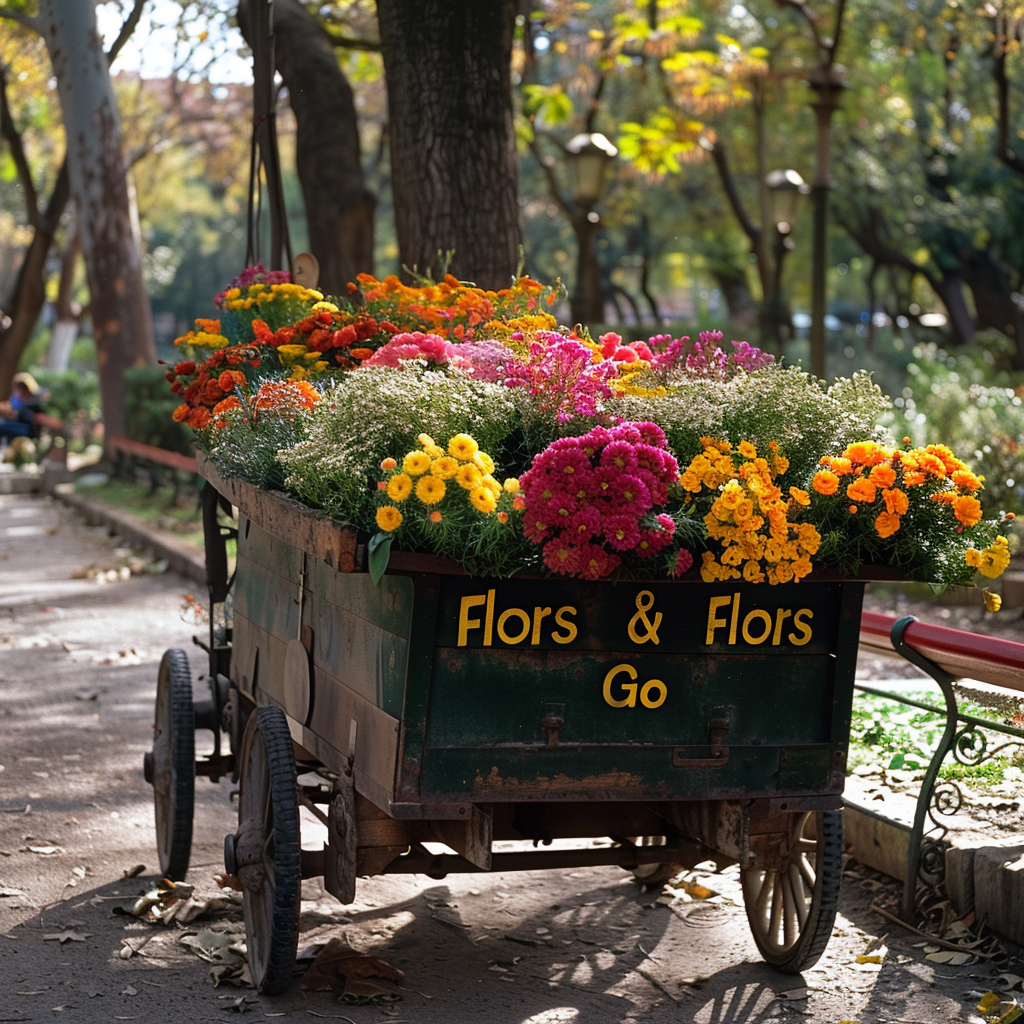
[859,611,1024,692]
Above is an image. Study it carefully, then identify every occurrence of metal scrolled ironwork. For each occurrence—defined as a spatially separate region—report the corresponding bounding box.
[855,616,1024,922]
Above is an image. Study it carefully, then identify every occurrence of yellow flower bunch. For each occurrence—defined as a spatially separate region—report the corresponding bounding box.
[965,536,1011,579]
[681,440,819,584]
[221,281,324,312]
[173,318,231,358]
[375,432,514,531]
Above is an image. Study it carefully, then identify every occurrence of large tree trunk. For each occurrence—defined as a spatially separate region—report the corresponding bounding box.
[37,0,156,439]
[238,0,375,294]
[0,164,69,395]
[962,249,1024,370]
[377,0,521,289]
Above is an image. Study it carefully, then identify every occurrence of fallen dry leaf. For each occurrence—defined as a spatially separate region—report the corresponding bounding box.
[300,936,404,998]
[43,928,91,944]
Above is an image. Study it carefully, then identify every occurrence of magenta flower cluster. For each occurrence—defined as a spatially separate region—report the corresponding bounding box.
[519,421,684,579]
[502,335,618,422]
[598,330,773,380]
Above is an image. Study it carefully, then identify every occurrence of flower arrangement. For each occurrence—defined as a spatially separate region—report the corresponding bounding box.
[518,421,686,580]
[167,264,1015,598]
[680,439,820,585]
[371,432,531,577]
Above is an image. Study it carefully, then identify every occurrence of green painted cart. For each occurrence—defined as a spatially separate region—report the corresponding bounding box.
[146,457,866,994]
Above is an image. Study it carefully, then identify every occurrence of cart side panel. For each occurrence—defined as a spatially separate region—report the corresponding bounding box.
[232,519,411,804]
[306,559,412,719]
[415,578,860,803]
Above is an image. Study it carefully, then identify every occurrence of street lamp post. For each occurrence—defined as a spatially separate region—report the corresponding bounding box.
[565,132,617,327]
[807,64,847,380]
[764,168,806,349]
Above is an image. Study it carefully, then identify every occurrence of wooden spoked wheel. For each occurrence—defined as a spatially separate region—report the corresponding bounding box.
[233,704,301,996]
[148,649,195,881]
[740,809,843,973]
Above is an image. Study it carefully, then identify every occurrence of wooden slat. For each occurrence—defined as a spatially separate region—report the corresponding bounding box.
[107,434,198,473]
[860,610,1024,692]
[196,451,361,572]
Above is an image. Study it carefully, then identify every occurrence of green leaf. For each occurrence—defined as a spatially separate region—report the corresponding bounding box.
[367,531,394,586]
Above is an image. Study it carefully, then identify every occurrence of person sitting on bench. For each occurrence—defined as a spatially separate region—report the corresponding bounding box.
[0,372,44,443]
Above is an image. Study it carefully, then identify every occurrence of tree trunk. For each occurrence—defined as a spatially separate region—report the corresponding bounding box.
[37,0,156,440]
[377,0,521,289]
[46,221,82,372]
[961,249,1024,369]
[933,272,975,348]
[238,0,375,295]
[0,164,69,396]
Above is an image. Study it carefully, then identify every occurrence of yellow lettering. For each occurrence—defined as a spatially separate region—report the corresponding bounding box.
[552,606,578,644]
[640,678,667,708]
[741,609,773,645]
[531,607,552,645]
[729,592,741,645]
[484,588,495,646]
[457,594,487,647]
[706,595,731,644]
[497,607,531,645]
[788,608,814,646]
[772,608,792,646]
[603,664,638,707]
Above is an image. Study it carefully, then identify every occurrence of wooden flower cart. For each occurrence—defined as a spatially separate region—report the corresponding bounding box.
[146,457,867,994]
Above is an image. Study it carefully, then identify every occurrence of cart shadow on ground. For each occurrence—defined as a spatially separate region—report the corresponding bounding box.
[1,850,1004,1024]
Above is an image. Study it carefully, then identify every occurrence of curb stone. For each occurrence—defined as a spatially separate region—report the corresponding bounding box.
[52,485,206,586]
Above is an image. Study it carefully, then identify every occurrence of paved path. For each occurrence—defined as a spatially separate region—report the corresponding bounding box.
[2,490,1021,1022]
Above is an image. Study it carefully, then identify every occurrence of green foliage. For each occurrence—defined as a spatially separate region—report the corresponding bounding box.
[28,368,101,422]
[609,366,890,481]
[890,338,1024,522]
[850,690,1011,780]
[123,365,194,454]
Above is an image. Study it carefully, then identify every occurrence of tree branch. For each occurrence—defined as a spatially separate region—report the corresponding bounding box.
[0,62,39,225]
[529,135,573,218]
[0,7,40,31]
[105,0,146,64]
[994,11,1024,176]
[322,28,381,51]
[707,140,761,245]
[773,0,822,54]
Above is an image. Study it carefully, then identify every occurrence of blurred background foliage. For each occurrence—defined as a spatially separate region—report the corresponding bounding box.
[0,0,1020,526]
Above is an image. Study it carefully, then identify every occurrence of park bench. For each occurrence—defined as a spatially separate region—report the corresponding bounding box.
[32,412,71,465]
[106,434,199,505]
[856,611,1024,921]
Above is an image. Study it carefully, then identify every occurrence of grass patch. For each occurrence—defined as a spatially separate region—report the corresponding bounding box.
[850,688,1022,787]
[75,475,208,549]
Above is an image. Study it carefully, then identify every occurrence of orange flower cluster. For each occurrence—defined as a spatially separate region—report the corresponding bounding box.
[812,440,984,539]
[681,439,820,584]
[354,273,560,341]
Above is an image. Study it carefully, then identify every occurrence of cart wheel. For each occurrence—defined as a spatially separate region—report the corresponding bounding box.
[740,809,843,973]
[148,649,195,881]
[233,704,300,996]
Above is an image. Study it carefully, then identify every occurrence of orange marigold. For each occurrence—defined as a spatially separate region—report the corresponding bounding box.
[874,511,902,539]
[881,487,909,516]
[812,470,840,495]
[846,477,878,504]
[953,495,983,527]
[869,463,897,488]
